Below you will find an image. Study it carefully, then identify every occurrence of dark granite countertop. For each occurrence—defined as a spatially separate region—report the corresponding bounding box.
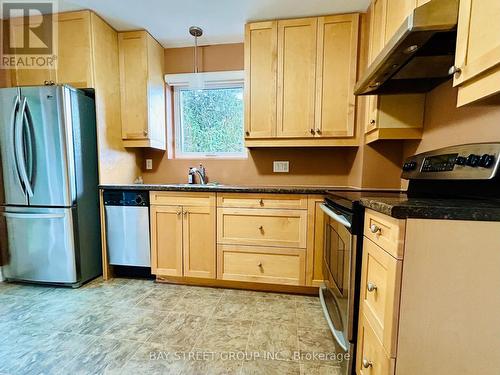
[360,195,500,221]
[98,183,359,195]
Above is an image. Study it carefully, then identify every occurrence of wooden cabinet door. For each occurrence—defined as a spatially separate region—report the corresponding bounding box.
[182,205,216,279]
[365,0,387,133]
[306,199,326,286]
[384,0,416,44]
[150,205,183,276]
[9,16,55,86]
[145,34,166,149]
[118,31,149,140]
[277,18,317,138]
[57,11,93,88]
[453,0,500,87]
[244,21,277,138]
[315,14,359,137]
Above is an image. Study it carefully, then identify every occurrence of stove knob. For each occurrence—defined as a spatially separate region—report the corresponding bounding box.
[455,156,467,166]
[466,154,480,167]
[479,154,495,168]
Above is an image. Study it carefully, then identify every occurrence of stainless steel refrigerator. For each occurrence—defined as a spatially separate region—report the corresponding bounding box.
[0,85,101,287]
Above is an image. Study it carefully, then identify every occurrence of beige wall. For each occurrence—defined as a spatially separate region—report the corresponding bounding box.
[404,81,500,157]
[142,19,406,188]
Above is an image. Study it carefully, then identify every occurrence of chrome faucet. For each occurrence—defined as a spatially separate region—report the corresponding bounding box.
[189,164,207,185]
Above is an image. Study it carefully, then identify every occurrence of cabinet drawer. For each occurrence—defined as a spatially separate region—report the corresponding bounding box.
[217,193,308,209]
[217,245,305,285]
[360,238,402,358]
[217,208,307,248]
[364,209,405,259]
[356,313,395,375]
[150,192,215,207]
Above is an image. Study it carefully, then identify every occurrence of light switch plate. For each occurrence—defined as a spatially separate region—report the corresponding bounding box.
[146,159,153,170]
[273,161,289,173]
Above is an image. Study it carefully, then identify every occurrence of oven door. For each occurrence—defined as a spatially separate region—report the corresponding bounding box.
[319,203,358,351]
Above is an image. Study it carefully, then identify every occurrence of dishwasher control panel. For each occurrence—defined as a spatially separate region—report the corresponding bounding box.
[103,190,149,207]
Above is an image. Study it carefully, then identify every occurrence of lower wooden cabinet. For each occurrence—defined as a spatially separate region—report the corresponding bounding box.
[217,207,307,248]
[150,192,216,279]
[149,192,318,290]
[306,197,326,286]
[360,238,402,357]
[182,205,216,278]
[357,209,404,374]
[217,245,305,285]
[356,312,396,375]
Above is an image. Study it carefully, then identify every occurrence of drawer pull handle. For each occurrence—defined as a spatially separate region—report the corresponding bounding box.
[259,199,264,206]
[370,224,381,234]
[362,359,373,368]
[367,282,378,292]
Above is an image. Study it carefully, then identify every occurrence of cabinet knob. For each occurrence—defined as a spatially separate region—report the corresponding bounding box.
[257,262,263,267]
[259,199,264,206]
[176,211,182,216]
[245,131,250,136]
[367,282,378,292]
[259,225,264,231]
[143,130,148,136]
[183,211,188,217]
[448,65,462,76]
[370,224,381,234]
[370,119,376,125]
[310,129,316,135]
[316,129,321,135]
[362,359,373,369]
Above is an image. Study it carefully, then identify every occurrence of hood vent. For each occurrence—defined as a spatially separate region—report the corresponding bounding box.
[355,0,459,96]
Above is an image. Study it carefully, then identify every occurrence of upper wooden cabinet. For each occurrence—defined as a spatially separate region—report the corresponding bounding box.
[8,11,94,88]
[245,13,360,147]
[453,0,500,106]
[244,21,277,139]
[384,0,416,43]
[315,15,359,137]
[277,18,317,138]
[57,12,94,88]
[364,0,425,144]
[118,30,166,150]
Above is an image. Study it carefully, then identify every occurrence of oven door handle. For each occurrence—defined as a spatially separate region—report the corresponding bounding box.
[320,203,351,228]
[319,286,349,352]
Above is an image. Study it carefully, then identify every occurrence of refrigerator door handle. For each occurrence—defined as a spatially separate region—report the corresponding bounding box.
[10,94,25,196]
[22,102,35,187]
[15,97,34,197]
[2,212,66,219]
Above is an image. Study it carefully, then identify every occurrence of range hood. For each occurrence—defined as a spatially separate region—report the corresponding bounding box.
[355,0,459,96]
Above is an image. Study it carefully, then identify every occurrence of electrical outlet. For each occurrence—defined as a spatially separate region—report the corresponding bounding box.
[146,159,153,170]
[273,161,289,173]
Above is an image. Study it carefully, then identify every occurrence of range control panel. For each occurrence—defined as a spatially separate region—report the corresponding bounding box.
[401,143,500,180]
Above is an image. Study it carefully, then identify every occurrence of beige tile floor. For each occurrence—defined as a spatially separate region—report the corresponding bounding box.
[0,278,347,374]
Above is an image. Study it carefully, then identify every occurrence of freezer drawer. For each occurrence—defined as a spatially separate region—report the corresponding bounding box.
[1,206,78,284]
[105,205,151,267]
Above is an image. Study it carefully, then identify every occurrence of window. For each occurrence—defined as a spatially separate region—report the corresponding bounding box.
[173,84,246,158]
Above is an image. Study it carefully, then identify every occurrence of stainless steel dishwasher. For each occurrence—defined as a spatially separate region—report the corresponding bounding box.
[103,190,151,267]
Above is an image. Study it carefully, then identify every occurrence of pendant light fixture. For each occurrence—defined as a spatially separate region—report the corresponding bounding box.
[189,26,204,88]
[189,26,203,73]
[164,26,244,89]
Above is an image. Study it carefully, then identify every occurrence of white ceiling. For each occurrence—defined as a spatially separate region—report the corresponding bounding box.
[59,0,370,48]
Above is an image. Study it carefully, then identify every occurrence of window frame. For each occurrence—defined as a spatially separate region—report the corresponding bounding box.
[173,82,247,160]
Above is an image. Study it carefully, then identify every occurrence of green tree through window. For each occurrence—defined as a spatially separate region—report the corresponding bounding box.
[179,87,244,155]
